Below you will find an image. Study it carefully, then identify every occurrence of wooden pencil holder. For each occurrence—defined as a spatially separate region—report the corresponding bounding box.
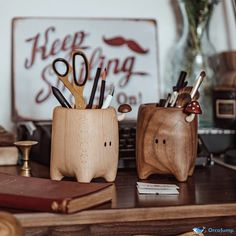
[50,107,119,183]
[136,103,198,182]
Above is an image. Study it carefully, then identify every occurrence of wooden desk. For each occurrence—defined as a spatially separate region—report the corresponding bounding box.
[0,162,236,236]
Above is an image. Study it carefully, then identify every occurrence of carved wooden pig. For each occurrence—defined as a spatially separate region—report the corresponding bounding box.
[136,104,198,182]
[50,107,119,183]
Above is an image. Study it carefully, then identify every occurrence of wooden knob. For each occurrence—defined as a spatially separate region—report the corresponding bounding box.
[0,212,24,236]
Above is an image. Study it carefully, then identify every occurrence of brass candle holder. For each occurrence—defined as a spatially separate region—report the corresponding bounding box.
[14,140,38,177]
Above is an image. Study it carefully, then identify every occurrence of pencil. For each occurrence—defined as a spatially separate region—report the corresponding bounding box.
[86,67,101,109]
[51,86,72,108]
[98,68,107,108]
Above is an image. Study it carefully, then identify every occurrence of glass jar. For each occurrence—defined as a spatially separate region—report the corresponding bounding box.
[165,0,219,127]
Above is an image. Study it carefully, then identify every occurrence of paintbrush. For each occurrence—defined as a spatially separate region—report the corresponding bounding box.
[190,71,206,99]
[178,86,200,100]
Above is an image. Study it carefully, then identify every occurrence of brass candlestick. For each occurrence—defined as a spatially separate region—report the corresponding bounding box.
[14,140,38,177]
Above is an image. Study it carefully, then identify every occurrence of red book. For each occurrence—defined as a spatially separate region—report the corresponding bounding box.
[0,173,114,214]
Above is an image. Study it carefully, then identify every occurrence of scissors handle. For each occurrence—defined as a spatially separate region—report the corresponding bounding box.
[72,51,89,86]
[52,58,69,77]
[52,50,89,109]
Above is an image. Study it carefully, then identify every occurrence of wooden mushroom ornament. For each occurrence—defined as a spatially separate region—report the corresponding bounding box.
[117,104,132,121]
[184,100,202,122]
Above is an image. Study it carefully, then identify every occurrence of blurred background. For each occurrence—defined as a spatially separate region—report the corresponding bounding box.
[0,0,235,131]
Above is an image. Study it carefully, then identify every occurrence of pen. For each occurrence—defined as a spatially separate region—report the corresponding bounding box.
[164,93,171,107]
[98,68,107,108]
[86,67,101,109]
[169,71,187,107]
[174,70,187,91]
[51,86,72,108]
[157,99,167,107]
[169,91,178,107]
[102,86,115,109]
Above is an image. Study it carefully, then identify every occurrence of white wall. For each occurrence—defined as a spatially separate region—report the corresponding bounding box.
[0,0,235,131]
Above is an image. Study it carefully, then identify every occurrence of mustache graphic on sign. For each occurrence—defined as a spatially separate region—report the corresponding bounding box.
[103,36,149,54]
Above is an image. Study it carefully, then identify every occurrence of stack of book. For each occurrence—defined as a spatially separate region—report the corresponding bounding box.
[0,126,18,166]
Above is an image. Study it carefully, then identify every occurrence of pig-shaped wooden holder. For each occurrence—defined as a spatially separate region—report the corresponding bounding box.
[136,104,198,182]
[50,107,119,183]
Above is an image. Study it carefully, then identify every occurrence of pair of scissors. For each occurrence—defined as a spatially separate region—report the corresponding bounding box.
[52,50,89,109]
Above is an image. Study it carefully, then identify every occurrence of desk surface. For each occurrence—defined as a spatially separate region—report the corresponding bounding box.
[0,162,236,235]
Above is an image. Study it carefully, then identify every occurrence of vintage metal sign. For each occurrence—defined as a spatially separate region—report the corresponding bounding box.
[12,17,159,121]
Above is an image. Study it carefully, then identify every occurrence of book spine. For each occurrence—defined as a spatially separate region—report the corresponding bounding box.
[0,194,69,213]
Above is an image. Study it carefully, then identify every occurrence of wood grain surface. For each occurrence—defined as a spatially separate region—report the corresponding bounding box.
[0,211,24,236]
[136,104,198,182]
[0,160,236,235]
[50,106,119,183]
